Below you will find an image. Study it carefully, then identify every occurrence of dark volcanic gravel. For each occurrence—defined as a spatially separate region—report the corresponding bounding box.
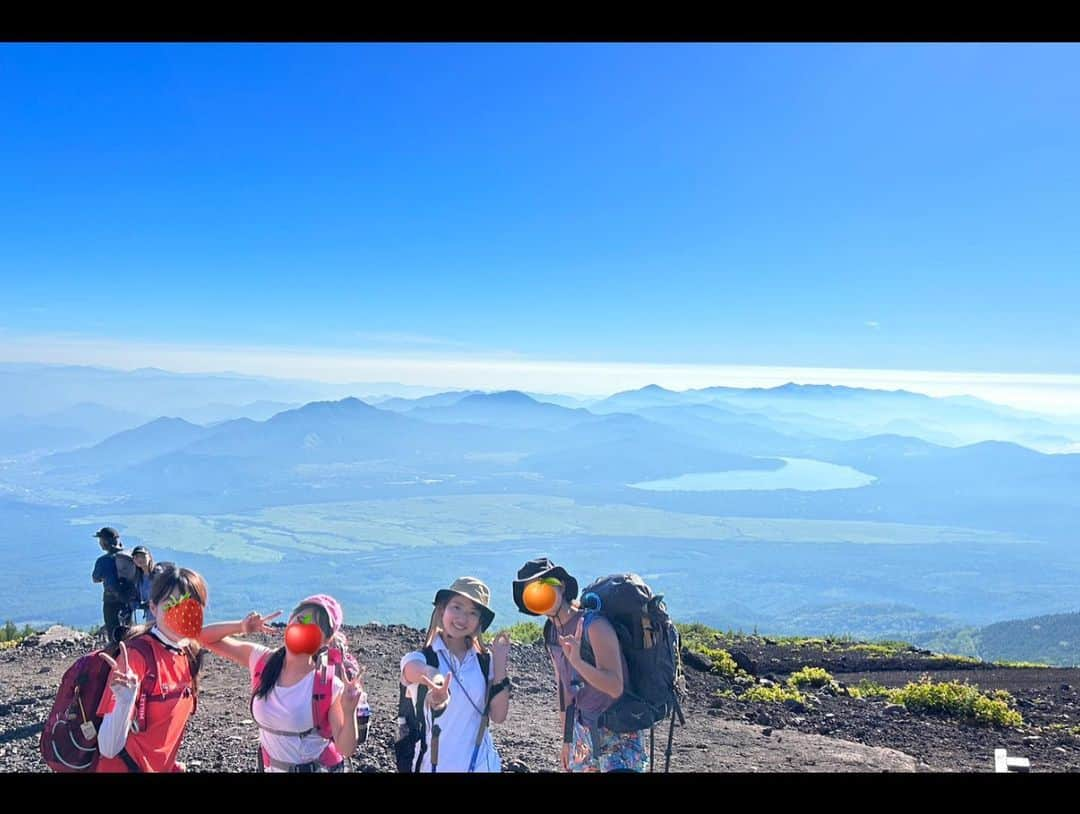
[3,625,1078,773]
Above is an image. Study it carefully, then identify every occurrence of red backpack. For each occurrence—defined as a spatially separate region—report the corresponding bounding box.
[250,647,350,771]
[40,635,191,772]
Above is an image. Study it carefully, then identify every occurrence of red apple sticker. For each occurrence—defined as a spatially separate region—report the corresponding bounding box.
[286,612,323,655]
[162,592,203,639]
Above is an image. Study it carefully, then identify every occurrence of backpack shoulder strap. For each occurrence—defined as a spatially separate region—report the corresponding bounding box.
[477,651,493,713]
[312,650,335,740]
[125,635,159,693]
[409,645,441,773]
[580,610,599,666]
[413,646,439,716]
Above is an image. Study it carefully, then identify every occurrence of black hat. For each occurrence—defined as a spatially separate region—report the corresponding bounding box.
[94,527,122,549]
[512,557,578,616]
[131,545,150,556]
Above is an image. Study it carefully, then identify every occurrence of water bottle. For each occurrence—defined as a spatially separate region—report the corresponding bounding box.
[356,694,371,744]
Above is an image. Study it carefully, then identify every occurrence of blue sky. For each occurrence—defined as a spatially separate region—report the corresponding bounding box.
[1,43,1078,383]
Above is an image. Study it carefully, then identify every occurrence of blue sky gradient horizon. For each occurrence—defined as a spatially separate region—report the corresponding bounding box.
[6,333,1080,417]
[2,43,1078,385]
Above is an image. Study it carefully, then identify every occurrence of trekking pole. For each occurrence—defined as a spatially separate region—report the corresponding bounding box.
[468,673,495,773]
[650,725,655,773]
[431,724,441,773]
[663,698,685,774]
[467,713,490,773]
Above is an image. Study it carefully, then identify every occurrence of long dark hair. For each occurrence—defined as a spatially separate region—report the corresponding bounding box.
[119,563,208,698]
[253,602,332,701]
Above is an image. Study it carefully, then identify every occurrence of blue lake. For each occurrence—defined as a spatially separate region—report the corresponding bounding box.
[630,457,877,492]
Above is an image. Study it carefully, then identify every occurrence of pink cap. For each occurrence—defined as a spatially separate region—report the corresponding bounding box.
[298,594,343,637]
[298,594,359,678]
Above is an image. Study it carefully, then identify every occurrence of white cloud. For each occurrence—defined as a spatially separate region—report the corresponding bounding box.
[350,331,470,348]
[865,321,880,329]
[3,331,1080,416]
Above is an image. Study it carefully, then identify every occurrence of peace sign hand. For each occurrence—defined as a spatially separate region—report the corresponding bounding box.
[558,618,584,664]
[241,610,282,635]
[99,641,139,693]
[342,666,367,711]
[420,672,452,710]
[491,631,511,667]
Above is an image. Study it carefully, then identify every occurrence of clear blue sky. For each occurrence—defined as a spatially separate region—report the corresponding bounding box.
[1,43,1078,374]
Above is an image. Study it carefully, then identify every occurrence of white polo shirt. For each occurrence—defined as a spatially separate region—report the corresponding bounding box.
[400,634,501,773]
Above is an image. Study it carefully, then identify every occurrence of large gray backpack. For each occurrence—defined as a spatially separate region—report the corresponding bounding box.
[548,573,687,771]
[112,550,139,603]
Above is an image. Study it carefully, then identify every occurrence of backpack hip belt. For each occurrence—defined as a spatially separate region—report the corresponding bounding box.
[260,749,344,772]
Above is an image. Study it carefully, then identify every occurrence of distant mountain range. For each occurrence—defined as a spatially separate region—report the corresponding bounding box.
[5,381,1069,550]
[916,610,1080,667]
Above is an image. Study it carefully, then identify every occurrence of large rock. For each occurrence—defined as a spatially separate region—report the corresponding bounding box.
[729,649,756,675]
[21,625,91,648]
[682,648,713,673]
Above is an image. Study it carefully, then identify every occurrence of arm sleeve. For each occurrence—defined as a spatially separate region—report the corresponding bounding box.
[95,648,148,758]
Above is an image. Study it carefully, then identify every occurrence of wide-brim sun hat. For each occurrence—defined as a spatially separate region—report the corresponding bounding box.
[434,576,496,632]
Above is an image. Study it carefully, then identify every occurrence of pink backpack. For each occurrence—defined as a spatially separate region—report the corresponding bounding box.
[250,647,352,771]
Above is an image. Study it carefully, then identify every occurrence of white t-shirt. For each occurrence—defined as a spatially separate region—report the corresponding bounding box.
[248,645,344,771]
[400,635,501,773]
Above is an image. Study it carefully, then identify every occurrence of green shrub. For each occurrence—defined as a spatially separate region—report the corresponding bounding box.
[788,666,834,688]
[887,678,1022,727]
[929,653,982,665]
[494,622,544,645]
[0,620,36,646]
[677,623,743,677]
[739,684,805,704]
[835,641,915,658]
[848,679,890,699]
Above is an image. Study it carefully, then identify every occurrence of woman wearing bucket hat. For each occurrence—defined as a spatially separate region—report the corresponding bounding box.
[198,594,369,772]
[399,576,511,772]
[513,557,649,773]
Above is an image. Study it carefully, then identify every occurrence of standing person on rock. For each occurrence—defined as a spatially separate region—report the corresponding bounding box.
[94,563,208,772]
[513,557,650,773]
[91,527,138,644]
[198,594,369,772]
[398,577,511,772]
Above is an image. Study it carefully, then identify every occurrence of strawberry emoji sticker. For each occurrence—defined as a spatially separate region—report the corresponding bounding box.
[162,592,203,639]
[286,611,323,655]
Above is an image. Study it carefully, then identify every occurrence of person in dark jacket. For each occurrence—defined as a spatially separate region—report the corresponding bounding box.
[92,527,132,643]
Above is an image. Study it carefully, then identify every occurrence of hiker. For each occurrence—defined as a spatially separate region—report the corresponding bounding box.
[198,594,369,772]
[514,558,674,773]
[397,577,511,772]
[91,527,138,643]
[93,563,208,772]
[130,546,159,625]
